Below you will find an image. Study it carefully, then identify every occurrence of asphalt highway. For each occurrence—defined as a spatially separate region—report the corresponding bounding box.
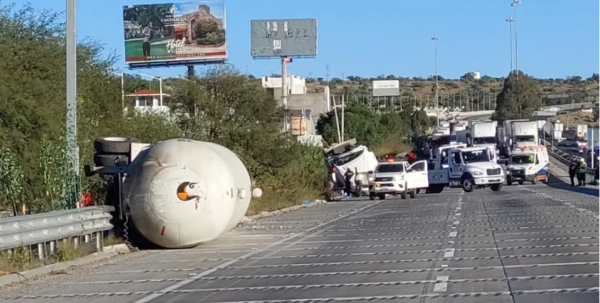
[1,182,598,303]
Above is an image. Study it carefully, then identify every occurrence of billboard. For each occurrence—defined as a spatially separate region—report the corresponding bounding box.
[372,80,400,97]
[123,1,227,67]
[250,19,317,58]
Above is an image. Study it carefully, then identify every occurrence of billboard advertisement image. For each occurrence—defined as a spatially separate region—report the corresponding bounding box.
[123,1,226,66]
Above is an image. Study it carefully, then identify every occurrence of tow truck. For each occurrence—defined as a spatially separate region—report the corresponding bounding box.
[427,145,505,193]
[369,159,429,200]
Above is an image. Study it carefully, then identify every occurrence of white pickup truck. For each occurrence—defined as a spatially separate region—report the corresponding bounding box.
[369,160,429,200]
[428,146,505,193]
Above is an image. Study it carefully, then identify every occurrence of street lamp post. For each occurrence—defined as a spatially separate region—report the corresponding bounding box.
[511,0,521,78]
[506,17,515,73]
[110,72,125,110]
[432,35,440,127]
[138,73,164,107]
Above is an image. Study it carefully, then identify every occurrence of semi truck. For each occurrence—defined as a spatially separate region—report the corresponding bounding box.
[471,121,498,151]
[324,139,378,198]
[511,121,539,149]
[502,119,529,156]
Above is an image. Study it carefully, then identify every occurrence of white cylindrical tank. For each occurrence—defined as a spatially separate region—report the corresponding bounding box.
[122,139,256,248]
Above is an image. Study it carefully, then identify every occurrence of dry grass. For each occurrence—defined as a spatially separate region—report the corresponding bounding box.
[0,238,93,274]
[103,235,124,247]
[557,112,598,128]
[247,187,321,216]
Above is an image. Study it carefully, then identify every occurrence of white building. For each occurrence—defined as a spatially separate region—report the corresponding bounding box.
[125,89,171,116]
[472,72,481,80]
[261,75,307,95]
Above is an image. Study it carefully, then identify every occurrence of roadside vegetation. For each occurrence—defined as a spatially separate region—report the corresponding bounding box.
[316,106,430,156]
[0,4,327,218]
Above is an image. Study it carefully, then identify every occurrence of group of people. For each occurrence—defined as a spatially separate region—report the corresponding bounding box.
[568,158,588,186]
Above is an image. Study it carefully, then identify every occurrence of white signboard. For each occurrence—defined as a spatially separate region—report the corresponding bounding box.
[372,80,400,97]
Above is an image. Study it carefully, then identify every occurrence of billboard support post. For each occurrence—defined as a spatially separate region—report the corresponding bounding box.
[251,19,317,133]
[281,57,288,107]
[187,65,195,79]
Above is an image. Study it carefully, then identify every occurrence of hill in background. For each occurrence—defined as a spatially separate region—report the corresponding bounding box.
[298,73,599,106]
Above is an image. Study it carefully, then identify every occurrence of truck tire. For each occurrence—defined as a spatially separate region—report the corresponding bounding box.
[461,176,475,193]
[416,189,420,194]
[518,181,524,185]
[531,177,537,185]
[491,183,503,191]
[369,193,375,201]
[94,137,139,154]
[400,192,407,199]
[409,190,416,199]
[543,173,549,184]
[94,154,130,167]
[378,194,386,200]
[507,176,513,186]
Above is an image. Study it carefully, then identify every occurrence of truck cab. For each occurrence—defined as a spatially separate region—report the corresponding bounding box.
[369,160,429,200]
[428,146,505,193]
[511,121,539,150]
[506,146,550,185]
[471,121,498,154]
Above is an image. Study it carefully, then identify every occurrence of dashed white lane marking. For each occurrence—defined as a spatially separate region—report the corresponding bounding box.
[519,186,599,219]
[443,248,456,258]
[133,201,386,303]
[433,276,449,291]
[449,231,458,237]
[452,221,460,225]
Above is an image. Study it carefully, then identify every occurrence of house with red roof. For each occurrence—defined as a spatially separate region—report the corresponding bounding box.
[125,89,171,116]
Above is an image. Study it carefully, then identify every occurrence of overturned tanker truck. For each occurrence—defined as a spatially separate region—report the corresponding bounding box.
[87,137,263,249]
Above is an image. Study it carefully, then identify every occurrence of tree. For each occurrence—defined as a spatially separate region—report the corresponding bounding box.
[194,18,225,45]
[492,71,542,124]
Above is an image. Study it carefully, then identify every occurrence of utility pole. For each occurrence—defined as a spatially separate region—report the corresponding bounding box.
[511,0,521,80]
[66,0,78,175]
[506,17,514,73]
[325,64,331,87]
[432,35,440,127]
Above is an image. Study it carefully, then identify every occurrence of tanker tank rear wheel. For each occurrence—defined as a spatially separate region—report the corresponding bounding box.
[94,137,139,154]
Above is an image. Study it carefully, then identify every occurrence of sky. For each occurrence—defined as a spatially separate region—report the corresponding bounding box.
[11,0,600,80]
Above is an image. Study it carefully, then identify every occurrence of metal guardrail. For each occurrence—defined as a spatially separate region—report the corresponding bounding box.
[543,140,597,183]
[0,206,115,259]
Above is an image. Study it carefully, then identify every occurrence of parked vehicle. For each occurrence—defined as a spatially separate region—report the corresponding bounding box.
[471,121,498,152]
[506,146,550,185]
[369,160,429,200]
[511,121,539,149]
[502,119,529,156]
[428,146,505,193]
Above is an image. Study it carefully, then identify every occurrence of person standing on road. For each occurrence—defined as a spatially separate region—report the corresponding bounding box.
[568,161,577,186]
[576,158,587,186]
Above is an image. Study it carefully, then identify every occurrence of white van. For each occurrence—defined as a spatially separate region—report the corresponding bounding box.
[506,146,550,185]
